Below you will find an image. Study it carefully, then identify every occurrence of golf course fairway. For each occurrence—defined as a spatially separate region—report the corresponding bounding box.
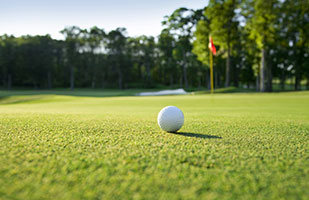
[0,91,308,199]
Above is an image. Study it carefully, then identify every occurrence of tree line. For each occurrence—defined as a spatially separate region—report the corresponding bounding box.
[0,0,308,91]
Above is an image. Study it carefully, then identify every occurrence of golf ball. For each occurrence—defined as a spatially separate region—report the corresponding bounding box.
[157,106,184,133]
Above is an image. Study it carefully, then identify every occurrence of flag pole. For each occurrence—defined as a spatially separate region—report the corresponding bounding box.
[209,47,214,94]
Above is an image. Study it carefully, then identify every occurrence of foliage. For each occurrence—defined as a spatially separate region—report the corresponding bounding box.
[193,19,210,66]
[0,1,308,91]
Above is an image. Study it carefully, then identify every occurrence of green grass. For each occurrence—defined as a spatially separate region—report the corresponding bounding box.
[0,91,308,199]
[0,88,160,98]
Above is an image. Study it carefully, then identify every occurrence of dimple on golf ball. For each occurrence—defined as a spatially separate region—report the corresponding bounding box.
[157,106,184,133]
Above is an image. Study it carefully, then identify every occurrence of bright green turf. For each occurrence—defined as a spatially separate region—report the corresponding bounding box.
[0,91,308,199]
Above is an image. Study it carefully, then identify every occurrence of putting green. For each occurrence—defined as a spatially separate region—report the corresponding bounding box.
[0,91,308,199]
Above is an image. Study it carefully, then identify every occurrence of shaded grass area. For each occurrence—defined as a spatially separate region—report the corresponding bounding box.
[0,92,309,199]
[0,88,157,98]
[1,86,307,101]
[192,87,256,94]
[173,132,223,139]
[0,95,51,104]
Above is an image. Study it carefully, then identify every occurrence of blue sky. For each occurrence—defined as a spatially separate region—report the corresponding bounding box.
[0,0,208,40]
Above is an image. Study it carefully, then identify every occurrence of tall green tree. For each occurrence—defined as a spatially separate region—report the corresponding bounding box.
[82,26,106,88]
[246,0,279,92]
[0,35,17,90]
[206,0,240,87]
[21,35,55,88]
[105,28,128,89]
[60,26,82,90]
[192,8,211,88]
[157,29,177,86]
[163,8,203,88]
[281,0,309,90]
[240,27,260,89]
[128,36,156,87]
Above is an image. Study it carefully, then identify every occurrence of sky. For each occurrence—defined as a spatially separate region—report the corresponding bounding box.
[0,0,208,40]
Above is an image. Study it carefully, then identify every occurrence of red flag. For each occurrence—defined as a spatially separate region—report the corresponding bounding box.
[208,36,216,55]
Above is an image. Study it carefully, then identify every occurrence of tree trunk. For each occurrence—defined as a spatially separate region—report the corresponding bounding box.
[266,58,272,92]
[2,75,5,88]
[47,71,52,89]
[225,47,231,87]
[294,40,305,91]
[170,76,173,86]
[260,48,266,92]
[182,51,188,89]
[179,76,183,88]
[138,63,142,80]
[280,70,285,91]
[146,62,151,84]
[118,69,123,89]
[233,56,240,87]
[70,65,74,91]
[256,75,259,92]
[183,64,188,88]
[233,65,239,87]
[33,81,37,89]
[7,74,12,90]
[215,71,218,89]
[294,69,301,91]
[205,69,210,90]
[2,69,5,87]
[91,76,95,89]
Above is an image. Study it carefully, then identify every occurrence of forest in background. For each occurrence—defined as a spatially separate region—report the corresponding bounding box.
[0,0,308,91]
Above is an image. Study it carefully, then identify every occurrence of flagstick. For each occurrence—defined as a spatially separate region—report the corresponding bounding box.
[210,50,214,94]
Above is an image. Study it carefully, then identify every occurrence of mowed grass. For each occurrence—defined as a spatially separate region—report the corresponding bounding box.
[0,91,308,200]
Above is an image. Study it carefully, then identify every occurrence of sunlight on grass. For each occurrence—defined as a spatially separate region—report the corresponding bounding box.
[0,92,308,199]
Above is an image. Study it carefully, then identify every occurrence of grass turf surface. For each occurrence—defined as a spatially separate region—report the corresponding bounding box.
[0,91,308,199]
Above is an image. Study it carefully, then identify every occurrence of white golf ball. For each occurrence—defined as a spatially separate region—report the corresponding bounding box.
[157,106,184,133]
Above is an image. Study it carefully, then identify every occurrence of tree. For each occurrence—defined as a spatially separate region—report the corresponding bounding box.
[281,0,309,90]
[60,26,82,90]
[128,36,156,87]
[157,29,177,86]
[105,28,128,89]
[82,27,106,88]
[0,35,18,90]
[192,8,211,88]
[246,0,279,92]
[162,8,203,88]
[206,0,240,87]
[0,1,308,92]
[239,27,260,89]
